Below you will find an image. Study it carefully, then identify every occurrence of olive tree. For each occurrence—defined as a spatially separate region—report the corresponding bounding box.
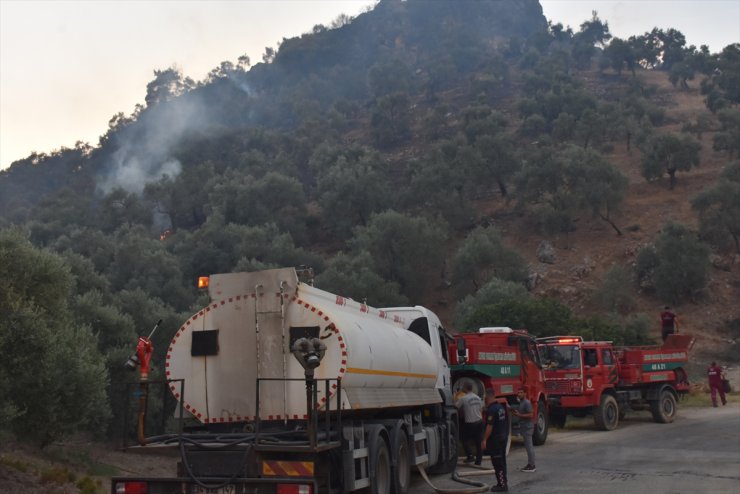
[463,298,573,337]
[516,146,627,236]
[0,229,110,444]
[450,227,528,297]
[641,133,701,189]
[591,266,635,314]
[315,252,408,307]
[454,279,530,328]
[634,222,711,304]
[317,152,394,237]
[350,211,447,300]
[692,162,740,253]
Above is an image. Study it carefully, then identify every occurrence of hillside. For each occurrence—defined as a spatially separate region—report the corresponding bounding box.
[449,69,739,366]
[0,0,739,472]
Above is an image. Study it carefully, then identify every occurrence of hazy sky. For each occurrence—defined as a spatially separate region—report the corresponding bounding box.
[1,0,738,171]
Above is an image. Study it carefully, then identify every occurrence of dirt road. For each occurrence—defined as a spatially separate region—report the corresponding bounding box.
[410,404,740,493]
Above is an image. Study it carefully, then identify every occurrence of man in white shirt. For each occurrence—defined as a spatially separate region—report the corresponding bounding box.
[455,382,484,465]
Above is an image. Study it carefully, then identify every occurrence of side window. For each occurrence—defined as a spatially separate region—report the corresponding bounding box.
[583,348,598,367]
[408,318,432,346]
[526,340,541,366]
[519,339,529,360]
[438,329,450,363]
[601,349,614,365]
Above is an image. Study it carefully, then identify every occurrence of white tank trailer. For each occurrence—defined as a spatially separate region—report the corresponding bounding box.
[119,268,459,494]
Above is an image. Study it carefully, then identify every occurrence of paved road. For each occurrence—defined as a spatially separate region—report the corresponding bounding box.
[410,404,740,494]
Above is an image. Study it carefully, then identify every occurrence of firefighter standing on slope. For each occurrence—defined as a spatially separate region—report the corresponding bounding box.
[660,306,679,342]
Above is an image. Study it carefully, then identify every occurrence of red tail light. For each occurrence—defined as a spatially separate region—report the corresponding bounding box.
[276,484,313,494]
[115,481,148,494]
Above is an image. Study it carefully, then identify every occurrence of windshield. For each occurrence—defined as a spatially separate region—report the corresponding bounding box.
[541,344,582,370]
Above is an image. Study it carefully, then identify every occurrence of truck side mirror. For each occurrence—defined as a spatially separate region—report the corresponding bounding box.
[456,338,467,364]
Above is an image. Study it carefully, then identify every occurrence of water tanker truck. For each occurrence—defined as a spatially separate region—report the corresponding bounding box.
[112,268,459,494]
[537,334,694,431]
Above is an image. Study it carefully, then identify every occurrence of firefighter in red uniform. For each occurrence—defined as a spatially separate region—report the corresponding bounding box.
[660,306,679,342]
[707,361,727,407]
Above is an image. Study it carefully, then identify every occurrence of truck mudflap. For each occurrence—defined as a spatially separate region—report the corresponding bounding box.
[110,476,319,494]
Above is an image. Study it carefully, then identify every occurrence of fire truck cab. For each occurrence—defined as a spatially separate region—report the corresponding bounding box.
[449,327,549,445]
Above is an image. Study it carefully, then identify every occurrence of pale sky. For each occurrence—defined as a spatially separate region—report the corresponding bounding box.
[1,0,739,171]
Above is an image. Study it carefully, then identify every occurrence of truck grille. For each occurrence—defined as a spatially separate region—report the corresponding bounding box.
[545,379,577,395]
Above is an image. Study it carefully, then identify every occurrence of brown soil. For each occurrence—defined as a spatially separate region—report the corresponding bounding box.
[0,438,175,494]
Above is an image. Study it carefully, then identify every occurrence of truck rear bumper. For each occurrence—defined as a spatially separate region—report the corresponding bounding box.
[111,476,318,494]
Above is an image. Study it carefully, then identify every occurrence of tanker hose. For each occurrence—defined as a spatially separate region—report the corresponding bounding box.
[178,437,250,491]
[175,429,311,489]
[417,461,493,494]
[171,434,255,448]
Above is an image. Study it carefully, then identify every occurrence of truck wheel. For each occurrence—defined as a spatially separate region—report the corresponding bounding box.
[593,394,619,431]
[651,390,677,424]
[390,427,410,494]
[368,427,391,494]
[427,418,458,475]
[452,376,485,398]
[532,399,548,446]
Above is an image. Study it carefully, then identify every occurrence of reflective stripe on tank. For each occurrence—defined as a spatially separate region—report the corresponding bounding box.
[345,367,437,379]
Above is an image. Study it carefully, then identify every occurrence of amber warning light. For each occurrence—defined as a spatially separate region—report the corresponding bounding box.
[198,276,209,289]
[558,338,579,344]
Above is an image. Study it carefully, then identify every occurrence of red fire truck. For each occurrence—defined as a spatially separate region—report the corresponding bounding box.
[537,334,694,431]
[448,327,549,445]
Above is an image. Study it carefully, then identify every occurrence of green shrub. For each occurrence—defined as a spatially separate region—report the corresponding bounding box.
[0,455,29,473]
[40,465,73,484]
[77,475,103,494]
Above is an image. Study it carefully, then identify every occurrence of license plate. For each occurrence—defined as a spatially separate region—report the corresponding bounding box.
[190,485,237,494]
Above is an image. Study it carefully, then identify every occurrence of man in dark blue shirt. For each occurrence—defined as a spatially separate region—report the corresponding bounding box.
[481,388,509,492]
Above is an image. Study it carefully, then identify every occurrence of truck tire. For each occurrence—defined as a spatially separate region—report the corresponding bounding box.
[532,398,548,446]
[452,376,485,398]
[390,425,410,494]
[593,394,619,431]
[367,426,391,494]
[651,389,677,424]
[427,418,458,475]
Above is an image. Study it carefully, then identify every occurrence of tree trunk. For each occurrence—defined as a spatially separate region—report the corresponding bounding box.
[668,169,677,190]
[600,213,623,236]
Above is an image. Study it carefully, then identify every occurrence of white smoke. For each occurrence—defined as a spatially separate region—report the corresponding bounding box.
[98,149,182,195]
[96,92,207,195]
